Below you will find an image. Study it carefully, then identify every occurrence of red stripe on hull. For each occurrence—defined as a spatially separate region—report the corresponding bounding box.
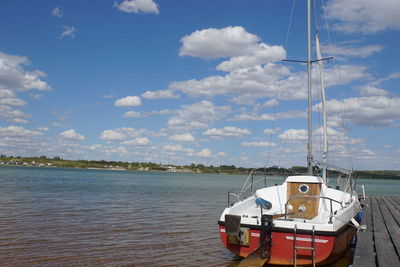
[219,225,356,266]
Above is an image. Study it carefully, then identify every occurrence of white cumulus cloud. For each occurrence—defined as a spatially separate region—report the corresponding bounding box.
[0,125,42,137]
[231,112,276,121]
[100,129,126,141]
[163,144,194,153]
[264,128,280,135]
[122,111,145,118]
[51,6,63,18]
[122,137,151,146]
[324,43,384,58]
[361,149,376,156]
[170,59,367,102]
[115,96,142,107]
[0,89,26,106]
[241,141,276,147]
[217,43,286,72]
[88,144,102,150]
[203,126,250,138]
[114,0,159,14]
[61,25,76,38]
[179,26,286,71]
[326,0,400,33]
[141,89,179,99]
[0,105,31,122]
[263,99,279,107]
[169,133,195,143]
[99,127,156,144]
[355,85,388,96]
[196,148,212,158]
[279,129,308,142]
[9,118,28,124]
[180,26,260,59]
[0,51,51,91]
[171,64,287,99]
[321,96,400,127]
[59,129,85,140]
[167,100,231,130]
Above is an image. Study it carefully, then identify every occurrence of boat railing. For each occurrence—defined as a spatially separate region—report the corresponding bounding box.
[240,169,267,193]
[227,169,269,207]
[284,195,344,223]
[227,191,255,207]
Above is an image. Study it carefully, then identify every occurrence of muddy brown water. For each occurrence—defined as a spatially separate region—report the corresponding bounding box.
[0,167,397,266]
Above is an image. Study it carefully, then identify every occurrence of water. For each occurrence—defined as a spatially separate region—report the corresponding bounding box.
[0,166,399,266]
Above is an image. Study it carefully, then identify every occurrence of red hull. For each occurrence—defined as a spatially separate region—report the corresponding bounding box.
[219,225,356,266]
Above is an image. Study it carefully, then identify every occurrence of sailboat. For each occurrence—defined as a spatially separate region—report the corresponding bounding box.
[218,1,361,266]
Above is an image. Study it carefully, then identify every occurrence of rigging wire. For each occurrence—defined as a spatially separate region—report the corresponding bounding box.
[314,0,330,179]
[340,100,355,171]
[284,0,297,50]
[313,0,321,164]
[314,64,324,161]
[313,0,319,33]
[321,0,333,49]
[264,0,298,170]
[319,0,355,196]
[320,0,354,172]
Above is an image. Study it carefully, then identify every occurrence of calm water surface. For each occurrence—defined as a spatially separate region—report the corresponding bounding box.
[0,166,399,266]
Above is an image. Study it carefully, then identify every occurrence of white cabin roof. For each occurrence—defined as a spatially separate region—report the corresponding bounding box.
[285,175,323,183]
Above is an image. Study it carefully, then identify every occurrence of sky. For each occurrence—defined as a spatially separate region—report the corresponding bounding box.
[0,0,399,170]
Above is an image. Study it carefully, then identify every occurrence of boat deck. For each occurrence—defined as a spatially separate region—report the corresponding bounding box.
[352,196,400,267]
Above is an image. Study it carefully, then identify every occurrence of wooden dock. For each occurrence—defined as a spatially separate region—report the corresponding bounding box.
[352,196,400,267]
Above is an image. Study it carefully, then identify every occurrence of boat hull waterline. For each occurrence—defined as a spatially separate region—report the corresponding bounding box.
[218,222,356,266]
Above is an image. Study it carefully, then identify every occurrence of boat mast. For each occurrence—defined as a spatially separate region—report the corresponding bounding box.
[307,0,314,175]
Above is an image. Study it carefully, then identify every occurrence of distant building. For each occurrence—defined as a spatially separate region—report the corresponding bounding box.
[166,166,177,172]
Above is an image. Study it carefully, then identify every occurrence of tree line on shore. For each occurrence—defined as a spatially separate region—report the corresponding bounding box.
[1,155,399,179]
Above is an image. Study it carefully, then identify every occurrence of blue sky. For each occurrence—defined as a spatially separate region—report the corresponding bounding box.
[0,0,399,170]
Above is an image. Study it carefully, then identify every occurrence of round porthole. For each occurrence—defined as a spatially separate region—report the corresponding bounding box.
[299,184,309,193]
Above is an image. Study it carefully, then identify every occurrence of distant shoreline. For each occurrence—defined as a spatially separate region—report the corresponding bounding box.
[1,157,400,180]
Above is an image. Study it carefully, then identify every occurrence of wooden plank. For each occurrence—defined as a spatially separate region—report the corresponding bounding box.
[377,198,400,235]
[390,233,400,259]
[374,232,400,267]
[371,197,387,234]
[352,231,376,267]
[352,196,375,267]
[353,196,400,266]
[384,196,398,209]
[390,197,400,207]
[382,197,400,257]
[382,197,400,232]
[396,197,400,211]
[386,197,400,214]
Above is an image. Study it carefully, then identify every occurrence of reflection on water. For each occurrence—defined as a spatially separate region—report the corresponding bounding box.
[0,166,398,266]
[226,247,353,267]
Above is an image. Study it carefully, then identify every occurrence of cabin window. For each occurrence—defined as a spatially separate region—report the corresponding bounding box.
[299,184,309,194]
